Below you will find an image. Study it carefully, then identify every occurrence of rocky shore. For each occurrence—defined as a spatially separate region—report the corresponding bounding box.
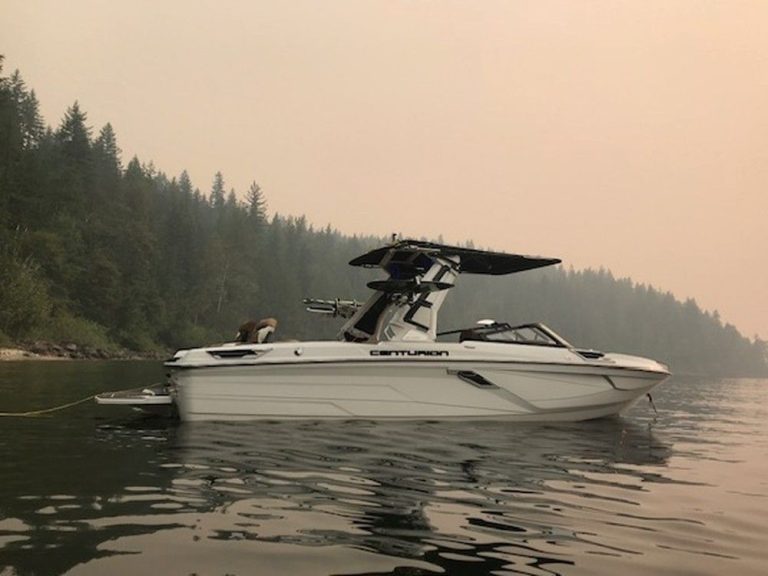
[0,342,167,361]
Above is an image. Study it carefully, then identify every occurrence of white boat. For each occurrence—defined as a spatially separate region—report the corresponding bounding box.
[98,239,670,421]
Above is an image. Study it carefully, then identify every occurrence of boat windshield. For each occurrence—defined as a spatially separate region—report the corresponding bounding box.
[450,322,571,348]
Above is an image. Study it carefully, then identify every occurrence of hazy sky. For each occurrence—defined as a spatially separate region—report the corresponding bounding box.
[2,1,767,339]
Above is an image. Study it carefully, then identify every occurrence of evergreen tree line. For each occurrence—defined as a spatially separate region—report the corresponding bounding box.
[0,61,765,376]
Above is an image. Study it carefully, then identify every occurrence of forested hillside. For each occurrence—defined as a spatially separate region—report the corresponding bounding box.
[1,61,765,376]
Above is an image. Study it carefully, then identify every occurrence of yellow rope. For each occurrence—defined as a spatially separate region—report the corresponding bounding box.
[0,384,169,418]
[0,394,97,417]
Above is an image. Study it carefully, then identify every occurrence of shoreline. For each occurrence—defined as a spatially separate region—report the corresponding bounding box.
[0,343,167,362]
[0,348,67,361]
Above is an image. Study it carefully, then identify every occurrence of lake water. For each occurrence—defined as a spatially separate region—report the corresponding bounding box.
[0,361,766,576]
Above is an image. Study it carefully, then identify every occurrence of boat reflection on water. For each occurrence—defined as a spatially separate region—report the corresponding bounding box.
[167,417,671,575]
[3,414,671,576]
[0,408,674,576]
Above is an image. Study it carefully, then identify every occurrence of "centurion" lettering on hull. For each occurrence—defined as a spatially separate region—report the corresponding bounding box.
[370,350,449,357]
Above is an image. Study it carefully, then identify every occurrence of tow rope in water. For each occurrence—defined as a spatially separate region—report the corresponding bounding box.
[647,393,658,416]
[0,394,98,418]
[0,383,173,418]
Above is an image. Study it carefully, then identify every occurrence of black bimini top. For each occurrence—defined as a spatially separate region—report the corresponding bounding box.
[349,239,560,276]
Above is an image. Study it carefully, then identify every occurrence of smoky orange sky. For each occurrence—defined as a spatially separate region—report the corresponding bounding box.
[2,1,767,339]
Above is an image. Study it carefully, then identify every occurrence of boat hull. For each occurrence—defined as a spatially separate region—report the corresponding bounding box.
[170,359,668,422]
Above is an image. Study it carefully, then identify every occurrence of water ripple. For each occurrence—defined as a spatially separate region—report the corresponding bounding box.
[1,371,767,575]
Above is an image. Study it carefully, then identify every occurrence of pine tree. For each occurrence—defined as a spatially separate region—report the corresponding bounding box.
[94,123,121,173]
[210,171,225,208]
[246,181,267,224]
[6,71,44,150]
[0,58,18,228]
[178,170,193,196]
[57,101,91,161]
